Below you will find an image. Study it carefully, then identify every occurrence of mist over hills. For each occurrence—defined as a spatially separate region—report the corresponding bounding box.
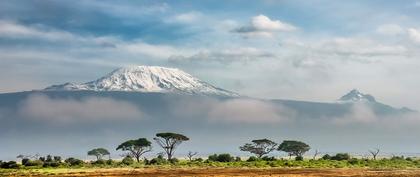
[0,66,417,160]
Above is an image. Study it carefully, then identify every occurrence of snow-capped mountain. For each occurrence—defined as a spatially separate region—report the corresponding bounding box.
[338,89,376,102]
[44,66,239,97]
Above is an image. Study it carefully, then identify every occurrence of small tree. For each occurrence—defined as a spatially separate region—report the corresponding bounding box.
[116,138,152,162]
[239,139,278,158]
[154,132,189,160]
[313,149,320,160]
[187,151,198,161]
[88,148,110,160]
[278,140,310,159]
[369,148,380,160]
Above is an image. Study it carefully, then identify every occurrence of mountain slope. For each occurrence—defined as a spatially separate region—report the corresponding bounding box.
[44,66,239,97]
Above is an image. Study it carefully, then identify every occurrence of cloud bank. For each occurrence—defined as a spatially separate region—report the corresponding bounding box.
[18,94,143,123]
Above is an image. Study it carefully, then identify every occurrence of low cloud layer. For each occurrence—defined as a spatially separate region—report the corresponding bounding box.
[18,94,143,123]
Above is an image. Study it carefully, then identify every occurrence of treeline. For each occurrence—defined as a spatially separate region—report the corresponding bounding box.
[0,132,418,169]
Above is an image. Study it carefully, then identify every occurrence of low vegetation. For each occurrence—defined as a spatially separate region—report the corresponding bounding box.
[2,132,420,172]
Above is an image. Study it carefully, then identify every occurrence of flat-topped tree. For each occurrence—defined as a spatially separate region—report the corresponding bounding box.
[278,140,310,160]
[154,132,189,160]
[116,138,152,162]
[240,139,278,158]
[88,148,110,160]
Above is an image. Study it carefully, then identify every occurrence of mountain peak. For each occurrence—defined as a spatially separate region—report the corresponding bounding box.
[339,89,376,102]
[44,65,239,97]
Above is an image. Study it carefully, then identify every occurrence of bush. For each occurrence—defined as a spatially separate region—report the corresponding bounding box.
[106,159,115,165]
[147,155,167,165]
[65,157,84,166]
[1,161,19,169]
[24,160,43,167]
[194,158,203,162]
[43,161,60,167]
[92,159,106,165]
[247,156,258,162]
[235,156,242,162]
[295,156,304,161]
[121,156,134,165]
[262,156,276,161]
[322,154,332,160]
[169,158,179,164]
[207,154,234,162]
[331,153,350,161]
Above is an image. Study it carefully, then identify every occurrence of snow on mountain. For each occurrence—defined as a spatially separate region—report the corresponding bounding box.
[338,89,376,102]
[44,66,239,97]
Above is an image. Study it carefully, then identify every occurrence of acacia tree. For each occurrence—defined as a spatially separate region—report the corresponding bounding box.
[87,148,110,160]
[187,151,198,161]
[278,140,310,159]
[116,138,152,162]
[239,139,278,158]
[369,148,380,160]
[153,132,189,160]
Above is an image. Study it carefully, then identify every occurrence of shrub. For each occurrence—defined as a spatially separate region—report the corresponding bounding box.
[262,156,276,161]
[348,158,359,165]
[194,158,203,162]
[321,154,332,160]
[247,156,258,162]
[147,155,167,165]
[65,157,84,166]
[121,156,134,165]
[106,159,115,165]
[1,161,19,169]
[24,160,43,167]
[208,154,234,162]
[235,156,242,162]
[331,153,350,161]
[43,161,60,167]
[169,158,179,164]
[92,159,106,165]
[295,156,304,161]
[54,156,62,162]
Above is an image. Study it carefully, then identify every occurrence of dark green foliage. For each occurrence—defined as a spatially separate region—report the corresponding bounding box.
[331,153,351,161]
[278,140,310,158]
[92,159,107,165]
[207,154,234,162]
[24,160,43,167]
[88,148,110,160]
[240,139,278,158]
[261,156,276,161]
[154,132,189,160]
[322,154,332,160]
[147,155,167,165]
[117,138,152,162]
[194,158,203,162]
[235,156,242,162]
[106,159,115,165]
[121,156,134,165]
[21,158,30,165]
[1,161,19,169]
[64,157,84,166]
[247,156,258,162]
[54,156,62,162]
[43,161,60,167]
[169,158,179,164]
[295,156,304,161]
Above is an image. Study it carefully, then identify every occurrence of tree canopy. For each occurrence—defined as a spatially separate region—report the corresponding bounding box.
[87,148,110,160]
[240,139,278,158]
[278,140,310,158]
[116,138,152,162]
[154,132,189,160]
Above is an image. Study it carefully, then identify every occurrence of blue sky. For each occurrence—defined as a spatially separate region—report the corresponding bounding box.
[1,0,420,109]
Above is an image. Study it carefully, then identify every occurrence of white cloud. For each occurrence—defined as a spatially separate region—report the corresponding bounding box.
[18,94,143,123]
[208,99,295,124]
[168,47,275,64]
[171,11,202,23]
[332,103,378,125]
[408,28,420,43]
[234,14,297,38]
[376,24,405,35]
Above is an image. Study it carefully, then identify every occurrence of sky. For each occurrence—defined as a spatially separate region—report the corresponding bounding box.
[1,0,420,110]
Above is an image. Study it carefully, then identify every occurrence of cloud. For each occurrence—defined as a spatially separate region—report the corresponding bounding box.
[18,94,143,123]
[168,47,275,64]
[234,14,297,38]
[408,28,420,43]
[169,11,202,23]
[207,99,295,124]
[376,24,405,36]
[332,103,378,125]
